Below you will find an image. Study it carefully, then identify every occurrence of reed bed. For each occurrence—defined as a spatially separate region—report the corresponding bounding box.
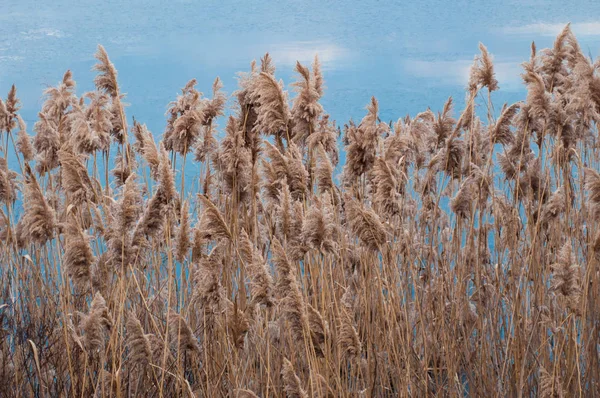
[1,25,600,396]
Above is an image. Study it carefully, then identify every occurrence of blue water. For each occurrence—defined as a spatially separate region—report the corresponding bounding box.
[2,1,600,145]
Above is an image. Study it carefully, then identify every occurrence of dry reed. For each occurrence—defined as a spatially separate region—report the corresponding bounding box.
[1,26,600,397]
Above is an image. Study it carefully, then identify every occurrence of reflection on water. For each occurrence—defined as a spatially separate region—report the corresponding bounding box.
[269,41,349,70]
[502,22,600,36]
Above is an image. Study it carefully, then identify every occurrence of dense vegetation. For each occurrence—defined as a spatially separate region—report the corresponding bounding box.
[1,24,600,397]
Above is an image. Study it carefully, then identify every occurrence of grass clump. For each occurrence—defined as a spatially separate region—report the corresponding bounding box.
[1,24,600,397]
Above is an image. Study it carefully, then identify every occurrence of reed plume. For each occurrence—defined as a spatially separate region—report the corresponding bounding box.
[168,311,201,354]
[80,292,112,353]
[491,102,520,145]
[271,237,309,346]
[15,115,34,162]
[291,59,323,144]
[239,229,274,307]
[33,112,61,174]
[0,158,17,204]
[434,97,456,146]
[58,148,97,205]
[344,195,387,251]
[550,242,582,311]
[176,200,191,263]
[165,79,205,155]
[18,163,57,245]
[307,114,339,165]
[249,66,290,144]
[93,45,119,98]
[217,116,252,199]
[192,244,226,314]
[314,143,336,195]
[263,140,309,201]
[338,310,361,362]
[235,389,259,398]
[469,42,499,93]
[93,45,127,143]
[197,193,231,240]
[302,193,337,253]
[281,358,308,398]
[132,121,160,177]
[64,215,95,290]
[344,97,388,182]
[126,312,152,368]
[204,77,227,124]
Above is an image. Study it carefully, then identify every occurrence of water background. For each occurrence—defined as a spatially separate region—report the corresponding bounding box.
[2,0,600,158]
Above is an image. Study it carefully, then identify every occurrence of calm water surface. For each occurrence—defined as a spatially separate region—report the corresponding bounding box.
[2,0,600,150]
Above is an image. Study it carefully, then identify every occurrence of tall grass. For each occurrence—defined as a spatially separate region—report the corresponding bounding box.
[0,24,599,396]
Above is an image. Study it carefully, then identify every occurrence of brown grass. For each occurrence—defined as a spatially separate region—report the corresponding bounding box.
[1,27,600,396]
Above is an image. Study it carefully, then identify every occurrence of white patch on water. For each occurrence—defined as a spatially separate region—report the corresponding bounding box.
[502,22,600,37]
[269,41,349,70]
[494,62,526,91]
[402,59,524,91]
[20,28,67,40]
[0,55,25,62]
